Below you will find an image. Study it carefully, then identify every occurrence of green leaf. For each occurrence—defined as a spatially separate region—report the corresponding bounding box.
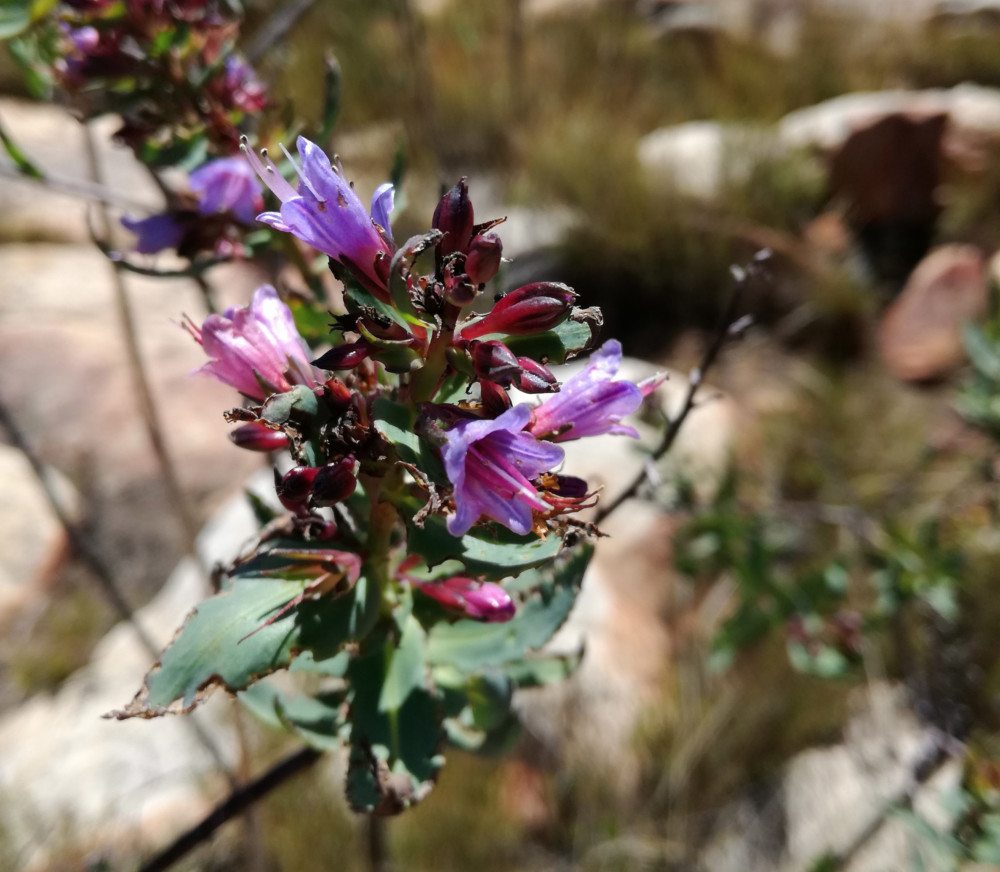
[963,323,1000,381]
[426,545,592,672]
[502,653,581,687]
[378,614,427,713]
[345,648,444,814]
[504,319,593,364]
[344,284,409,330]
[372,398,446,481]
[406,514,566,576]
[0,9,30,41]
[239,682,345,750]
[111,575,376,718]
[261,385,319,426]
[0,116,42,177]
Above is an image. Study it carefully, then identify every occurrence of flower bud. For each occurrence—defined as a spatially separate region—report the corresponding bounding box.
[416,577,516,623]
[229,422,290,452]
[460,282,576,339]
[549,474,589,499]
[312,340,371,370]
[443,270,477,307]
[479,379,512,417]
[516,357,558,393]
[324,376,353,410]
[465,233,502,284]
[470,340,520,387]
[276,466,320,512]
[432,178,474,257]
[311,456,358,506]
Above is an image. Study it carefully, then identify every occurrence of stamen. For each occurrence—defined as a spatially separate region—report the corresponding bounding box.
[240,141,297,202]
[279,142,326,203]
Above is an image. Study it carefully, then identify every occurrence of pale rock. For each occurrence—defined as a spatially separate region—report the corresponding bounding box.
[0,480,271,867]
[0,99,162,244]
[779,84,1000,156]
[878,244,988,381]
[0,446,79,626]
[702,683,961,872]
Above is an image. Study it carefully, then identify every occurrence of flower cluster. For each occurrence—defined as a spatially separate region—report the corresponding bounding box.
[188,136,663,623]
[51,0,266,151]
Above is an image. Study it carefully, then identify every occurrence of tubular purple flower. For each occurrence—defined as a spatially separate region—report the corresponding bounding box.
[187,284,321,400]
[528,340,665,442]
[414,577,516,623]
[190,156,264,224]
[120,212,184,254]
[442,404,564,537]
[242,136,394,295]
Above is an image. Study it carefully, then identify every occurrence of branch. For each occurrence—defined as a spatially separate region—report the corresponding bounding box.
[137,747,322,872]
[593,253,765,524]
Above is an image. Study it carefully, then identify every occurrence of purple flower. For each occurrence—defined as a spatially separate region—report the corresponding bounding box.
[186,285,321,401]
[120,212,185,254]
[222,55,267,113]
[190,157,263,224]
[442,404,564,537]
[242,136,394,295]
[414,577,516,623]
[528,340,664,442]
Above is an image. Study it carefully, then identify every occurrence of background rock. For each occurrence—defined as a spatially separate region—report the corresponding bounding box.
[878,244,987,381]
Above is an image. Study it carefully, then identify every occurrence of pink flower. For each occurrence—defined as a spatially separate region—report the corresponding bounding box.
[186,285,321,400]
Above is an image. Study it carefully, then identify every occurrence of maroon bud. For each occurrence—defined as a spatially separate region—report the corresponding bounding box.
[479,379,512,417]
[460,282,577,339]
[276,466,320,512]
[324,376,353,410]
[432,178,474,257]
[312,340,371,370]
[470,340,520,386]
[465,233,502,284]
[357,316,412,343]
[549,475,589,499]
[311,455,358,507]
[443,269,477,307]
[229,422,290,452]
[516,357,558,393]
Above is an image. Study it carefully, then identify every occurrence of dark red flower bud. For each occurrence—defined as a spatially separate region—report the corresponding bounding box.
[229,422,290,452]
[549,474,589,499]
[312,340,371,370]
[479,379,512,417]
[460,282,577,339]
[516,357,558,393]
[432,178,474,257]
[276,466,320,512]
[443,270,477,307]
[311,455,358,507]
[324,376,353,410]
[465,233,502,284]
[470,340,521,386]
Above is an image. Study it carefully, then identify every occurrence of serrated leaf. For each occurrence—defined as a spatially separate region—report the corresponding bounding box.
[426,545,592,672]
[406,513,565,576]
[111,574,377,718]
